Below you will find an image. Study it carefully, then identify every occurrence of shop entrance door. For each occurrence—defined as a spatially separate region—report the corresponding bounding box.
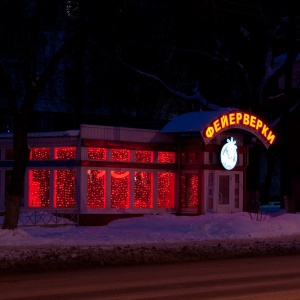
[216,171,243,213]
[217,173,230,213]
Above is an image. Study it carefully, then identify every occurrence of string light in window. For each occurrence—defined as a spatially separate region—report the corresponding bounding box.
[111,171,129,208]
[158,152,176,163]
[87,170,106,208]
[28,170,50,207]
[88,148,107,160]
[54,147,76,159]
[134,171,153,208]
[54,170,76,208]
[30,148,50,160]
[135,150,154,162]
[158,172,175,208]
[180,174,198,208]
[111,149,130,161]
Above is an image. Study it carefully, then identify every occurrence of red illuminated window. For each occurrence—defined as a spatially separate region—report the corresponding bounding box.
[111,171,130,208]
[111,149,130,161]
[30,148,50,160]
[134,171,153,208]
[54,147,76,159]
[134,150,154,162]
[88,148,107,160]
[54,170,76,208]
[87,170,106,208]
[158,172,175,208]
[158,152,176,163]
[180,173,198,208]
[28,170,50,207]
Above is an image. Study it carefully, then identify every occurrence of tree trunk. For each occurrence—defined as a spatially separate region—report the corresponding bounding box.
[2,113,30,230]
[246,144,261,211]
[261,149,274,205]
[2,195,21,229]
[0,9,81,230]
[281,2,297,213]
[284,195,295,213]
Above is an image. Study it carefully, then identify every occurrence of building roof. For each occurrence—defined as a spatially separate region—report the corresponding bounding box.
[0,130,79,139]
[160,109,234,133]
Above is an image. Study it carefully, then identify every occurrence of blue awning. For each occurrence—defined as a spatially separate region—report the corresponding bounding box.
[160,110,232,133]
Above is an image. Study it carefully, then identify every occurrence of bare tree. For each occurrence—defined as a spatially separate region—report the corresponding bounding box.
[119,0,300,212]
[1,0,299,230]
[0,1,81,229]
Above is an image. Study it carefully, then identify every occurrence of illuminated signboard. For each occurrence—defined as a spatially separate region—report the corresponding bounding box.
[220,137,238,170]
[201,111,276,148]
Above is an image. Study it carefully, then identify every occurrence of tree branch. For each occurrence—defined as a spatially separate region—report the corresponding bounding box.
[120,60,227,111]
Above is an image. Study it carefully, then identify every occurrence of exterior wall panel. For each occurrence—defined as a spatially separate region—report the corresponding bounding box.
[80,124,175,143]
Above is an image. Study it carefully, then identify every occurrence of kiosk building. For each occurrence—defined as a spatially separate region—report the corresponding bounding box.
[0,110,275,225]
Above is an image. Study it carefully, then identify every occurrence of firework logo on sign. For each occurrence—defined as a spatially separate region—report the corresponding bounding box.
[220,137,237,170]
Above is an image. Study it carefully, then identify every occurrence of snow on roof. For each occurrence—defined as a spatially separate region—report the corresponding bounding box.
[0,130,79,139]
[28,130,80,138]
[160,110,233,133]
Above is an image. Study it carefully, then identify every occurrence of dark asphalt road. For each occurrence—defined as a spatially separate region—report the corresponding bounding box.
[1,254,300,299]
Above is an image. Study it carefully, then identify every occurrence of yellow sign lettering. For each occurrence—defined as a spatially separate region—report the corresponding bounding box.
[256,119,263,130]
[229,113,236,125]
[213,119,221,132]
[202,111,276,148]
[250,115,256,128]
[261,124,269,137]
[221,115,229,128]
[267,131,275,144]
[205,126,215,138]
[243,113,250,125]
[236,112,242,124]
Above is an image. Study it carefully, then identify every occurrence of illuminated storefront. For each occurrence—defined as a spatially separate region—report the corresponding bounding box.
[161,109,275,215]
[0,125,177,225]
[0,110,275,225]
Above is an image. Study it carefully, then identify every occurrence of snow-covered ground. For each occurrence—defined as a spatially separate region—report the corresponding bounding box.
[1,210,300,271]
[0,210,299,247]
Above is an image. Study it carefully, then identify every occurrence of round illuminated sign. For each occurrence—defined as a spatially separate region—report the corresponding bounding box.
[220,137,238,170]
